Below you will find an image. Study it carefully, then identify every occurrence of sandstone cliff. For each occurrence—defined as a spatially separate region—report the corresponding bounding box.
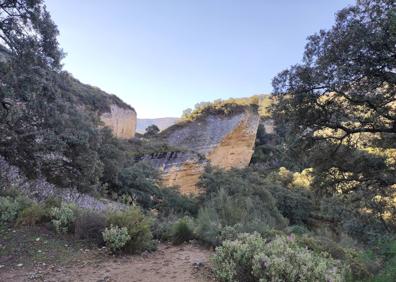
[100,104,137,139]
[137,151,208,195]
[59,73,138,139]
[141,106,260,194]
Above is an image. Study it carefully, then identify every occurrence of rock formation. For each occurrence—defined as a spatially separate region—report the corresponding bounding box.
[137,151,208,195]
[140,106,260,194]
[0,156,125,212]
[100,104,137,139]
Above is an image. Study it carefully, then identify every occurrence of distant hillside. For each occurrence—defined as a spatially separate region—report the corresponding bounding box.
[137,117,179,133]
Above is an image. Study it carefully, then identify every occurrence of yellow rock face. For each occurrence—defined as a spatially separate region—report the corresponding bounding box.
[207,110,259,170]
[161,161,206,195]
[156,107,260,194]
[100,104,137,139]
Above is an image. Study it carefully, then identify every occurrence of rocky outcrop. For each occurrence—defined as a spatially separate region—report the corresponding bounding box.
[141,106,260,194]
[164,107,260,169]
[137,151,208,195]
[100,104,137,139]
[0,156,125,212]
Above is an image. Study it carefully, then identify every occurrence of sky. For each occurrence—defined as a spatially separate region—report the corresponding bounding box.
[46,0,354,118]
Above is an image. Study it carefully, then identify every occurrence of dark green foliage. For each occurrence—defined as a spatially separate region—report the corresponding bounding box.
[115,162,198,215]
[370,239,396,282]
[264,168,315,225]
[0,1,135,196]
[297,235,371,281]
[151,214,178,241]
[154,187,198,216]
[117,162,161,209]
[144,124,160,137]
[171,216,195,245]
[270,186,314,225]
[195,167,287,245]
[0,195,32,223]
[56,72,133,114]
[106,207,154,254]
[0,0,63,70]
[16,203,48,226]
[74,211,107,245]
[97,128,127,187]
[269,0,396,242]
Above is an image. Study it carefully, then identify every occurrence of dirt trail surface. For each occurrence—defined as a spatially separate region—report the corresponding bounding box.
[0,243,214,282]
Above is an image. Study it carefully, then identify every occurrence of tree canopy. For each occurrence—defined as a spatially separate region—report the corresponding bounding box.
[271,0,396,235]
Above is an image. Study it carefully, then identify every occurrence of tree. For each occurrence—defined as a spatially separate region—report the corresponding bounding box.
[271,0,396,235]
[273,0,395,139]
[0,1,107,193]
[144,124,160,137]
[0,0,63,140]
[0,0,62,69]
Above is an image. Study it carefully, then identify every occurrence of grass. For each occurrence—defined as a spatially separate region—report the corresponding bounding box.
[0,224,92,270]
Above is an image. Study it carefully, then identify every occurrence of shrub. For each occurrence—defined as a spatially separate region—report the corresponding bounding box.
[102,225,131,253]
[212,233,347,282]
[194,207,223,245]
[252,235,346,282]
[106,207,153,253]
[117,163,161,209]
[171,216,195,245]
[212,233,265,282]
[196,168,287,246]
[16,203,48,226]
[0,195,31,223]
[50,203,76,233]
[370,238,396,282]
[74,210,107,244]
[152,214,178,241]
[155,187,198,217]
[43,196,62,210]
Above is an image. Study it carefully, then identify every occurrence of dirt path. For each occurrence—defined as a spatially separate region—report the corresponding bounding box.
[0,244,214,282]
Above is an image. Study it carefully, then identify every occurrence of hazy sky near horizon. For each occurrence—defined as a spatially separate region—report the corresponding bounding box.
[46,0,354,118]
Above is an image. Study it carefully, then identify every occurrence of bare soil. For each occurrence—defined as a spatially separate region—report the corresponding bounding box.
[0,225,214,282]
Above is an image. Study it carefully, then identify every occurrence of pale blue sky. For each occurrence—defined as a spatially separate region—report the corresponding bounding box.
[46,0,354,118]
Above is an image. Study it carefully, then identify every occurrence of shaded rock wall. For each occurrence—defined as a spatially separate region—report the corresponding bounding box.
[100,104,137,139]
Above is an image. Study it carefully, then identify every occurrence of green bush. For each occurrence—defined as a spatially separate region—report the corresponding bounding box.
[212,233,347,282]
[102,225,131,253]
[369,239,396,282]
[195,168,287,245]
[212,233,266,282]
[297,235,370,280]
[252,235,346,282]
[171,216,195,245]
[106,207,154,253]
[152,214,178,241]
[0,195,31,223]
[74,210,107,244]
[16,203,48,226]
[43,196,62,210]
[194,207,223,245]
[50,203,76,234]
